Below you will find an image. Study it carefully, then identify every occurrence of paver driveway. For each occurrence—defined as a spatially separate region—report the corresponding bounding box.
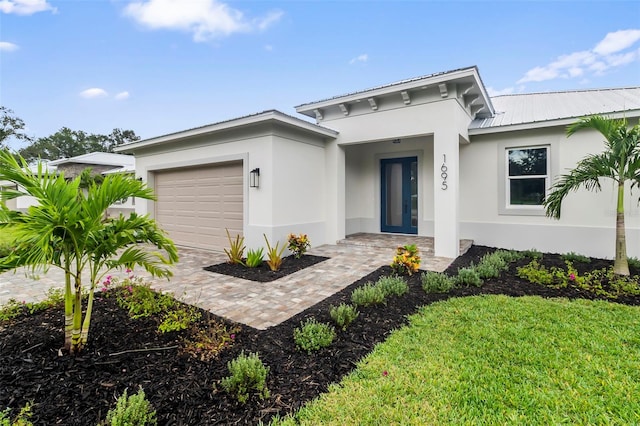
[0,236,462,329]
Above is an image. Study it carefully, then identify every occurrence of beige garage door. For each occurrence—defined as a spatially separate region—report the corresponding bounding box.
[154,162,243,251]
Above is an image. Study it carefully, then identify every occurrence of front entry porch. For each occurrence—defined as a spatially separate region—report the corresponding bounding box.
[337,232,473,271]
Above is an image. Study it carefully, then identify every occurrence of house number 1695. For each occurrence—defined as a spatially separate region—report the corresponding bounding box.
[441,154,448,190]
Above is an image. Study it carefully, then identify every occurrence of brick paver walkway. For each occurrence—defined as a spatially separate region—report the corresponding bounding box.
[0,234,469,329]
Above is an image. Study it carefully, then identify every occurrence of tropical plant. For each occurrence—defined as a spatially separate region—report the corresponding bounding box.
[287,233,310,258]
[390,244,421,276]
[0,151,178,354]
[544,116,640,276]
[223,229,245,265]
[245,248,264,268]
[263,234,285,272]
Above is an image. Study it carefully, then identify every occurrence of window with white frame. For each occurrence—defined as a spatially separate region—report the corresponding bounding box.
[506,146,549,207]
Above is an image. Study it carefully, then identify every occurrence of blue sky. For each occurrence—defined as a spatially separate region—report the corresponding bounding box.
[1,0,639,149]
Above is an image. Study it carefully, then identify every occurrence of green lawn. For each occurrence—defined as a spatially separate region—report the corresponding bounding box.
[275,295,640,425]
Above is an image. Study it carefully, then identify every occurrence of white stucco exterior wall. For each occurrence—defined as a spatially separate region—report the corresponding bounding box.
[462,126,640,258]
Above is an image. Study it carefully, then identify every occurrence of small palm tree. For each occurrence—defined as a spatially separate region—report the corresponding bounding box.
[0,150,178,353]
[544,116,640,276]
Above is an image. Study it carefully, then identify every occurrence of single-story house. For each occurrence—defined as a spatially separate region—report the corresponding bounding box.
[1,152,136,216]
[115,66,640,259]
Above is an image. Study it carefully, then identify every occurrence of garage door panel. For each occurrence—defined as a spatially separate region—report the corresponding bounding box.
[155,162,243,251]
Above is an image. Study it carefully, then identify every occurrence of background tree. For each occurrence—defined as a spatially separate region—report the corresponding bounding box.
[544,115,640,276]
[0,151,178,354]
[0,106,32,149]
[17,127,139,161]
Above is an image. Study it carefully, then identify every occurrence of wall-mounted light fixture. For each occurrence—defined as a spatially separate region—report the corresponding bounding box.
[250,168,260,188]
[392,138,401,144]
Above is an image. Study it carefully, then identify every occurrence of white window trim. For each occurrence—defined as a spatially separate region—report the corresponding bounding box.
[498,141,556,216]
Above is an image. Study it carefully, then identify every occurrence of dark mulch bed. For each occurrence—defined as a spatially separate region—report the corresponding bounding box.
[204,255,329,282]
[2,246,639,425]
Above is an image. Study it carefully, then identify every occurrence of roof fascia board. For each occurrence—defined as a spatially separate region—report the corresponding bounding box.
[296,68,481,113]
[469,110,640,136]
[115,111,337,153]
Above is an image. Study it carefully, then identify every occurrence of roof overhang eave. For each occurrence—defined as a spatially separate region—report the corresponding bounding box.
[296,66,495,118]
[115,111,338,153]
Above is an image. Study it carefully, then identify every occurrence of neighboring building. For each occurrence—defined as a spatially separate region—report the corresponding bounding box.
[115,66,640,259]
[1,152,136,217]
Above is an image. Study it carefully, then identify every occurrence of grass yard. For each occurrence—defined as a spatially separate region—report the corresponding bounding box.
[276,295,640,425]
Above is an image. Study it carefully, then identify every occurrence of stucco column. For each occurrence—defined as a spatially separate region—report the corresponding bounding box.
[325,141,346,244]
[433,130,460,258]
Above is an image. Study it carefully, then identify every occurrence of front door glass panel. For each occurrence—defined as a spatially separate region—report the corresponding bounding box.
[381,157,418,234]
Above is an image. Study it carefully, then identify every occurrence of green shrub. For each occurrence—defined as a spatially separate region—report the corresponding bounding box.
[376,276,409,297]
[517,259,640,298]
[561,251,591,263]
[516,260,556,286]
[455,267,483,287]
[0,403,33,426]
[158,307,201,333]
[0,287,64,323]
[493,249,524,263]
[116,281,174,319]
[221,352,270,404]
[351,282,386,307]
[474,262,501,279]
[521,248,543,260]
[627,257,640,269]
[104,388,157,426]
[480,252,508,271]
[421,271,455,293]
[294,318,336,353]
[329,304,359,331]
[245,248,264,268]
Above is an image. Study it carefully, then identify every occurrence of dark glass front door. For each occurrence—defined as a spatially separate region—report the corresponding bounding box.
[381,157,417,234]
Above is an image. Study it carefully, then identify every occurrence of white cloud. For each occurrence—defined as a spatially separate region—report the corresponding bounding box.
[264,44,273,51]
[517,29,640,84]
[0,0,56,15]
[593,29,640,55]
[349,54,368,64]
[123,0,283,42]
[0,41,19,51]
[115,91,130,100]
[79,88,109,99]
[255,10,283,31]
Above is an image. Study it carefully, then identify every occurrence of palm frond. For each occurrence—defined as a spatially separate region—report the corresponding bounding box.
[544,154,613,219]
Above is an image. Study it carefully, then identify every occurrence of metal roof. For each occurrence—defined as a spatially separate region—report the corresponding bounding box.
[470,87,640,132]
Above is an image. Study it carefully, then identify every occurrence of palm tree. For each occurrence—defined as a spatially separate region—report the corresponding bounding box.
[544,116,640,276]
[0,150,178,353]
